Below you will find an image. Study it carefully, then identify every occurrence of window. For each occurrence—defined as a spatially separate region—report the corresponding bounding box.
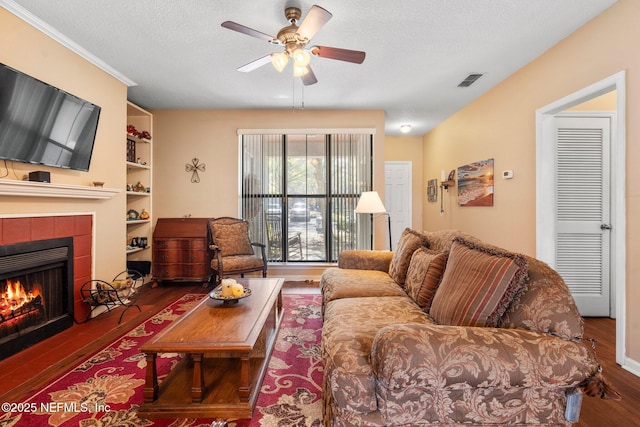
[241,132,373,262]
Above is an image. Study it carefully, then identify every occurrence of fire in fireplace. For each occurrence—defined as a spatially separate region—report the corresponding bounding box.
[0,237,74,360]
[0,279,44,339]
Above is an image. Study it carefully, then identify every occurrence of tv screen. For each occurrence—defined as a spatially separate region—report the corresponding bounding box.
[0,63,101,172]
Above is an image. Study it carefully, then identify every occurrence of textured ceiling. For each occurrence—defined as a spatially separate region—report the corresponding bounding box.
[3,0,618,135]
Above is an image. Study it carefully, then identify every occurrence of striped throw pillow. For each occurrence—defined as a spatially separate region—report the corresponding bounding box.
[404,248,447,312]
[429,238,528,327]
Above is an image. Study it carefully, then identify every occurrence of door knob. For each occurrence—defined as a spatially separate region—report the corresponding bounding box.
[601,224,612,230]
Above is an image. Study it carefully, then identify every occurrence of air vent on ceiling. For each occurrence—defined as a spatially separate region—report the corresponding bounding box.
[458,73,484,88]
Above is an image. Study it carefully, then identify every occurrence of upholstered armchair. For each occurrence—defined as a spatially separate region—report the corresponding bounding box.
[208,217,267,285]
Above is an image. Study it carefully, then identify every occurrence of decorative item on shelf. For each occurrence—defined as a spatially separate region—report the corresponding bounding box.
[127,124,138,136]
[138,130,152,140]
[133,181,146,192]
[140,208,150,220]
[126,138,136,162]
[92,181,105,188]
[127,209,140,220]
[136,157,147,166]
[126,125,152,141]
[185,157,206,183]
[126,184,132,191]
[129,236,148,248]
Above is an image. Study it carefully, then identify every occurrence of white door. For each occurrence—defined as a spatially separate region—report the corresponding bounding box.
[553,115,611,316]
[384,161,412,250]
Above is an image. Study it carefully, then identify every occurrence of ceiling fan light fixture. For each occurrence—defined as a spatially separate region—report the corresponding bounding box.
[271,52,289,72]
[292,48,311,66]
[293,63,309,77]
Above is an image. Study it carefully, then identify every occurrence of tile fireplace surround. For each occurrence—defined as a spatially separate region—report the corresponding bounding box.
[0,215,93,322]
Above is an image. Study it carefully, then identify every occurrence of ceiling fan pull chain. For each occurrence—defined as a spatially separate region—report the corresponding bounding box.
[292,76,295,110]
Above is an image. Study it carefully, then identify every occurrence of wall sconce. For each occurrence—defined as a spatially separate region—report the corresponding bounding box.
[439,169,455,215]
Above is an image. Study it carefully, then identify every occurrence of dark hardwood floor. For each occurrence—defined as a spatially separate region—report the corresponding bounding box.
[0,280,637,426]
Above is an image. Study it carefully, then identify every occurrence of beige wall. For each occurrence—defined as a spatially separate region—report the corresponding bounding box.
[423,0,640,363]
[152,109,384,280]
[152,110,384,216]
[384,135,424,231]
[568,91,616,111]
[0,9,128,280]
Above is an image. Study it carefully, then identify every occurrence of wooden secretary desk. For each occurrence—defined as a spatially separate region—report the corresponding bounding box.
[152,218,213,285]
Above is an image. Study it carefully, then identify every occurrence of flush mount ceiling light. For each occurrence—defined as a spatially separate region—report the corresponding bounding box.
[222,5,366,86]
[400,124,412,133]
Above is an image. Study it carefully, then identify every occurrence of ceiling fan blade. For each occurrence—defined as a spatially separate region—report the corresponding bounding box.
[238,55,273,72]
[311,46,366,64]
[297,5,332,41]
[221,21,275,43]
[301,65,318,86]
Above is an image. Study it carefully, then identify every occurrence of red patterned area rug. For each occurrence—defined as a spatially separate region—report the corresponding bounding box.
[1,293,323,427]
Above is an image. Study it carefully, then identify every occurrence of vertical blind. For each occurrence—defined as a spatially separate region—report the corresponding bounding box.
[241,132,372,262]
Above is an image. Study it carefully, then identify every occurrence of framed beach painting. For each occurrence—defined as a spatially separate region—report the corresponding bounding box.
[458,158,494,206]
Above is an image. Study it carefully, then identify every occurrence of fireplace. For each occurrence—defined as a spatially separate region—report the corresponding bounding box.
[0,237,74,360]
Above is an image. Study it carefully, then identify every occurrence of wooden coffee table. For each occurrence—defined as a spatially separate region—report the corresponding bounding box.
[138,277,284,419]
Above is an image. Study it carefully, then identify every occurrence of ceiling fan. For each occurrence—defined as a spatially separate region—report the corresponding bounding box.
[221,5,366,86]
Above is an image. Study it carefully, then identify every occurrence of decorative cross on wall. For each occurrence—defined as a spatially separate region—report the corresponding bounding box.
[185,158,206,183]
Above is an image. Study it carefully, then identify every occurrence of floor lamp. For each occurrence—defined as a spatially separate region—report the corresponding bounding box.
[355,191,392,250]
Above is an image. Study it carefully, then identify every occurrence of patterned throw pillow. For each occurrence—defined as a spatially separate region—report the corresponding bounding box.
[404,248,447,311]
[429,237,529,327]
[388,228,430,286]
[210,221,254,257]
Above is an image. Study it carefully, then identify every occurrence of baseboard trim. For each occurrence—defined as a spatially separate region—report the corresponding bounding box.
[622,356,640,377]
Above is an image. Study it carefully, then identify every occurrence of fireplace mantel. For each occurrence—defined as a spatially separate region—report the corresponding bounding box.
[0,179,120,199]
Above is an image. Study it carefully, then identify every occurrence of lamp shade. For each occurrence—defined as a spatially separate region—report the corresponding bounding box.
[293,63,309,77]
[355,191,387,214]
[292,48,311,66]
[271,52,289,72]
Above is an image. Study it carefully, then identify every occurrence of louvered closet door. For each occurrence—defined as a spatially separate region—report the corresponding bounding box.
[554,116,611,316]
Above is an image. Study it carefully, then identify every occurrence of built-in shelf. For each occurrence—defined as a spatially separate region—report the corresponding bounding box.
[126,161,151,170]
[126,246,148,254]
[127,101,153,264]
[126,191,150,196]
[126,219,150,225]
[0,179,121,199]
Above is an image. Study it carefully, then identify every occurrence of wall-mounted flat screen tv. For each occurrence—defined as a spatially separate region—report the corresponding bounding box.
[0,63,101,172]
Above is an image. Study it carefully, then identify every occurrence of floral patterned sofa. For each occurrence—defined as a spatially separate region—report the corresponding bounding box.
[320,229,615,426]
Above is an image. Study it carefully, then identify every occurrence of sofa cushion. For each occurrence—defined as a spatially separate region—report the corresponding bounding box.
[323,296,432,415]
[388,228,430,286]
[320,267,407,308]
[429,237,528,327]
[404,247,447,312]
[501,256,585,339]
[210,254,263,271]
[210,221,254,256]
[338,250,393,272]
